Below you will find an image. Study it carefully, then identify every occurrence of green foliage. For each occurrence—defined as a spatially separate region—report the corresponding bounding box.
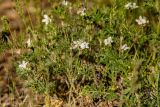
[14,0,160,106]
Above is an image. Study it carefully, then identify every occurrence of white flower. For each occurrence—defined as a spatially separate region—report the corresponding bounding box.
[104,37,113,46]
[80,42,89,49]
[77,7,86,16]
[125,2,132,9]
[71,40,89,49]
[136,16,149,26]
[71,40,82,49]
[125,2,138,9]
[19,61,28,69]
[62,0,69,6]
[132,3,138,9]
[42,14,51,25]
[26,38,31,47]
[121,44,130,51]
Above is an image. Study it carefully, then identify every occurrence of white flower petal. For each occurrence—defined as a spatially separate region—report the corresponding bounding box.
[104,37,113,46]
[80,42,89,49]
[121,44,130,51]
[19,61,28,69]
[125,2,138,9]
[136,16,149,26]
[42,14,51,25]
[62,0,69,6]
[26,38,31,47]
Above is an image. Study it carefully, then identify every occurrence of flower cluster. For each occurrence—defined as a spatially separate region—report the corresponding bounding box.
[125,2,138,9]
[71,40,89,49]
[124,2,149,26]
[70,37,130,52]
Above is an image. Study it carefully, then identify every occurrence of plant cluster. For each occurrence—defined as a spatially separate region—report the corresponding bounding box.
[13,0,160,106]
